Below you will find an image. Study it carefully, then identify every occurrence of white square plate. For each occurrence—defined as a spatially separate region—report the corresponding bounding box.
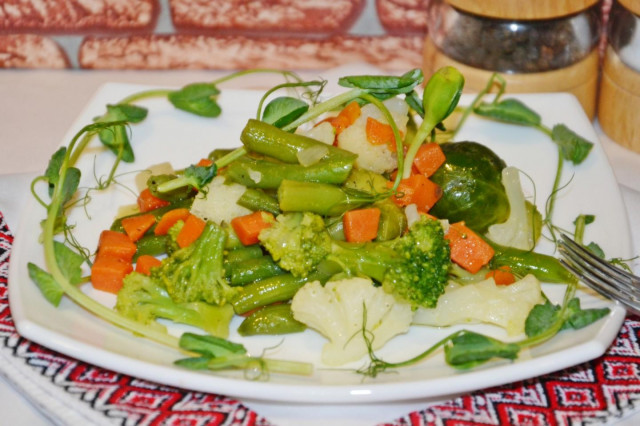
[8,83,631,403]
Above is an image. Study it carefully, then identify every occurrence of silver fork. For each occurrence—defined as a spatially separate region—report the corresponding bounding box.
[557,234,640,316]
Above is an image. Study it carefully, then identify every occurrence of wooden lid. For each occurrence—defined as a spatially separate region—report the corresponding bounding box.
[423,37,599,118]
[445,0,599,20]
[618,0,640,16]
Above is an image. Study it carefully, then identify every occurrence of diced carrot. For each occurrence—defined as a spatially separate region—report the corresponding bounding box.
[389,174,442,213]
[154,208,191,236]
[366,117,400,152]
[485,265,516,285]
[197,158,213,167]
[176,214,207,248]
[91,256,133,294]
[413,143,446,177]
[96,230,136,262]
[137,188,170,213]
[121,213,156,242]
[343,208,381,243]
[446,222,495,274]
[135,254,163,276]
[231,211,275,246]
[329,101,361,135]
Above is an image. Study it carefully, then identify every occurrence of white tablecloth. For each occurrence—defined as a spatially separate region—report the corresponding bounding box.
[1,67,639,426]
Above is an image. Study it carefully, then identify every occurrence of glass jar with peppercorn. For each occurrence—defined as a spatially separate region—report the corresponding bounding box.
[423,0,602,118]
[598,0,640,153]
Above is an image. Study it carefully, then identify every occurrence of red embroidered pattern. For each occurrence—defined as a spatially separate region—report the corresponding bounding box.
[1,212,639,425]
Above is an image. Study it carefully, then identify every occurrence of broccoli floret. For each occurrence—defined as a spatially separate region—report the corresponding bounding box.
[152,221,240,305]
[115,272,235,337]
[260,210,450,309]
[381,216,451,308]
[258,212,332,278]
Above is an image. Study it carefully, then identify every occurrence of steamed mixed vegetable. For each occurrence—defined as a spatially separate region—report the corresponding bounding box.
[28,67,617,379]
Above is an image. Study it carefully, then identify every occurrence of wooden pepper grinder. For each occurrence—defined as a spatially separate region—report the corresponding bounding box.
[423,0,602,118]
[598,0,640,153]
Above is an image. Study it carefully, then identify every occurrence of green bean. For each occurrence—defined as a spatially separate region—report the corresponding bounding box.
[375,199,406,241]
[325,216,345,241]
[231,270,329,315]
[219,222,243,250]
[230,256,284,286]
[133,234,170,261]
[147,174,195,202]
[225,245,264,263]
[110,198,193,233]
[237,304,306,336]
[224,246,264,278]
[226,156,354,189]
[237,188,281,215]
[207,148,235,162]
[278,180,374,216]
[241,119,356,164]
[488,240,577,284]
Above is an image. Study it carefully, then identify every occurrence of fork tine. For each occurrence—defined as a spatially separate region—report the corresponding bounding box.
[559,234,638,287]
[559,247,638,302]
[559,257,640,315]
[558,242,637,298]
[558,233,640,315]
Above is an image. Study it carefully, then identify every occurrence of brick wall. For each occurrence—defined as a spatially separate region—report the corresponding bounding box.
[0,0,429,70]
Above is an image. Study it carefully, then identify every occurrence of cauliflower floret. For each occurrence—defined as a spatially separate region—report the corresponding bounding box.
[291,277,413,366]
[189,176,251,225]
[412,274,544,336]
[338,98,410,174]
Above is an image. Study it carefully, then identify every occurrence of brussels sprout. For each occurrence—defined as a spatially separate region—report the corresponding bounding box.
[430,141,509,233]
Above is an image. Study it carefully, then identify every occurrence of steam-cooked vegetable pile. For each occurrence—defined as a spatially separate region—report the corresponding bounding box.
[28,67,614,378]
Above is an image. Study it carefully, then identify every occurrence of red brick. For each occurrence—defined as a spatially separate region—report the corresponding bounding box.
[0,34,69,68]
[79,34,424,71]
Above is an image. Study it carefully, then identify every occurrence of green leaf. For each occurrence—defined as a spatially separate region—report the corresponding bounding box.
[551,124,593,165]
[444,331,520,369]
[525,298,610,338]
[262,96,309,128]
[115,103,148,123]
[473,98,541,126]
[59,167,81,206]
[27,242,85,306]
[586,242,605,258]
[178,332,247,357]
[573,214,595,226]
[54,241,85,285]
[524,301,559,338]
[404,91,424,117]
[94,105,137,162]
[27,262,64,306]
[183,163,217,190]
[174,355,213,370]
[44,147,67,197]
[168,83,222,117]
[338,68,424,95]
[562,298,610,330]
